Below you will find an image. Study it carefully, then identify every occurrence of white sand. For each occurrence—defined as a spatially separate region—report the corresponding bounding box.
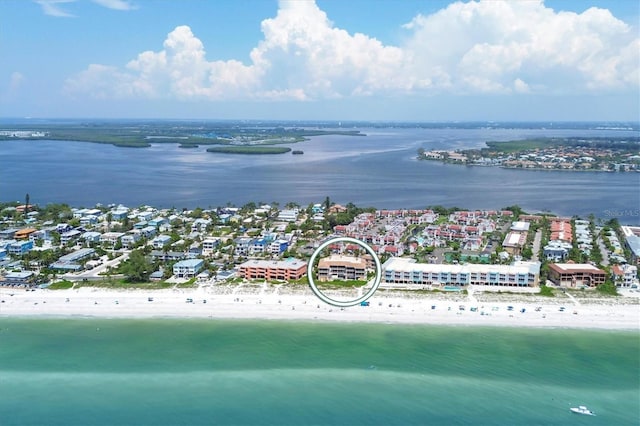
[1,286,638,330]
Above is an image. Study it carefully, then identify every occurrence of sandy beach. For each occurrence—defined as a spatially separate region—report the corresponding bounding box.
[1,284,638,331]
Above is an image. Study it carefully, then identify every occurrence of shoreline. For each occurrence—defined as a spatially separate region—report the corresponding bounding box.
[2,287,638,331]
[417,159,637,173]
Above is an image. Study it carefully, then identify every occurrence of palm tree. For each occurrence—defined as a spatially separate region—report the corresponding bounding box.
[106,212,113,231]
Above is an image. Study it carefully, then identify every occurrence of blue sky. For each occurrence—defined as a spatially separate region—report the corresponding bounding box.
[1,0,638,121]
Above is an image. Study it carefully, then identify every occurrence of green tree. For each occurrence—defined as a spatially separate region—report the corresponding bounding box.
[190,207,204,218]
[596,280,619,296]
[240,202,256,215]
[324,196,331,210]
[120,250,153,283]
[503,205,524,218]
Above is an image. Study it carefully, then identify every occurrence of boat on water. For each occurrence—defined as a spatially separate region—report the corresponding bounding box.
[570,406,595,416]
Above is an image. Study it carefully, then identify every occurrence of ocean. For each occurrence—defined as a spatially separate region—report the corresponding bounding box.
[1,127,639,222]
[0,318,638,425]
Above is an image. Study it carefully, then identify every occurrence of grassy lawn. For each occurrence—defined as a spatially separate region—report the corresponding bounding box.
[47,280,74,290]
[74,279,173,289]
[317,279,368,288]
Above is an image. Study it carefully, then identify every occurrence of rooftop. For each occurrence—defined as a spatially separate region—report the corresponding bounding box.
[239,259,307,270]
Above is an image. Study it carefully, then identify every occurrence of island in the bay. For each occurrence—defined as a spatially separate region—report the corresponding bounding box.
[0,120,363,153]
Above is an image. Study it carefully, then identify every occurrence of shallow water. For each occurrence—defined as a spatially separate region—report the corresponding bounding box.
[1,318,638,425]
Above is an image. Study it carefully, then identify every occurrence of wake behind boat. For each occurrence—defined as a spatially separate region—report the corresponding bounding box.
[570,406,595,416]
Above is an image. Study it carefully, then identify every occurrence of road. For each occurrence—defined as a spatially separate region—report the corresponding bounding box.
[596,234,610,267]
[532,229,542,261]
[62,251,130,281]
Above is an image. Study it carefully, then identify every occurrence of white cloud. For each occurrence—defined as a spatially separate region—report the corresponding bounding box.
[65,0,639,102]
[404,1,639,94]
[92,0,136,11]
[35,0,76,17]
[1,72,26,101]
[121,25,260,99]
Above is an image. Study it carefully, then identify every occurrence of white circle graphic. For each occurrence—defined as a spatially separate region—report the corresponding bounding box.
[307,236,382,307]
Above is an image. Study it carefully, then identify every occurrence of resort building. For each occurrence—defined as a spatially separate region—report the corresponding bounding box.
[543,240,572,261]
[60,229,82,245]
[82,231,102,244]
[502,231,527,255]
[611,264,639,288]
[620,226,640,265]
[234,237,252,256]
[151,235,172,249]
[317,255,367,281]
[0,271,34,287]
[202,238,220,256]
[51,248,96,271]
[547,263,606,288]
[100,232,125,246]
[14,228,37,239]
[8,240,33,256]
[238,259,307,281]
[510,221,530,232]
[109,208,129,220]
[277,209,299,222]
[269,239,289,255]
[173,259,205,278]
[0,228,18,239]
[382,257,540,288]
[120,232,142,248]
[550,219,573,242]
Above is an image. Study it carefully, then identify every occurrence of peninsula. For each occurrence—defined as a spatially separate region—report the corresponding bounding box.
[418,136,640,172]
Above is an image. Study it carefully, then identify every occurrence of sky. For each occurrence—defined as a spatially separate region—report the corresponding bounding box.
[1,0,638,121]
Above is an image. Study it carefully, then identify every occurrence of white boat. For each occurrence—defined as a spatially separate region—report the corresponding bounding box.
[570,406,595,416]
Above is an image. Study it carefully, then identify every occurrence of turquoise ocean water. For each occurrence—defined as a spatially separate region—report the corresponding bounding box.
[0,319,638,426]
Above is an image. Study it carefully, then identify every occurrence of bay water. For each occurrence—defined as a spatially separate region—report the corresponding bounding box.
[0,318,638,425]
[1,127,639,222]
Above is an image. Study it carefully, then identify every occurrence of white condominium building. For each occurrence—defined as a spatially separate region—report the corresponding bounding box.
[382,257,540,288]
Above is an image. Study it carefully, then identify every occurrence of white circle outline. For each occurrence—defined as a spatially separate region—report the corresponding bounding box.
[307,236,382,307]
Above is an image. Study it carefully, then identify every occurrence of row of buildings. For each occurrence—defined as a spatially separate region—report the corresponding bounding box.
[234,255,614,290]
[2,201,639,290]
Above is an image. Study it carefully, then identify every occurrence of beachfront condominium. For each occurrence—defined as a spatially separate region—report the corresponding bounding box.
[546,263,606,288]
[317,255,368,281]
[238,259,307,281]
[382,257,540,288]
[173,259,205,279]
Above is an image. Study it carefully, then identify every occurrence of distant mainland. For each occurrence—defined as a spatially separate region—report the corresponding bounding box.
[0,121,363,152]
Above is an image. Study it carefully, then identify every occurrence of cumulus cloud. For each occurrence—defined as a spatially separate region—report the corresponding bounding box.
[65,0,639,101]
[35,0,76,18]
[404,1,638,93]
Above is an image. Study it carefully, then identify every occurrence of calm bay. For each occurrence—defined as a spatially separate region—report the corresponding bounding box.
[1,127,639,222]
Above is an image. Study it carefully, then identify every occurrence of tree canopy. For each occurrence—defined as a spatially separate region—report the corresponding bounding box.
[120,250,153,283]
